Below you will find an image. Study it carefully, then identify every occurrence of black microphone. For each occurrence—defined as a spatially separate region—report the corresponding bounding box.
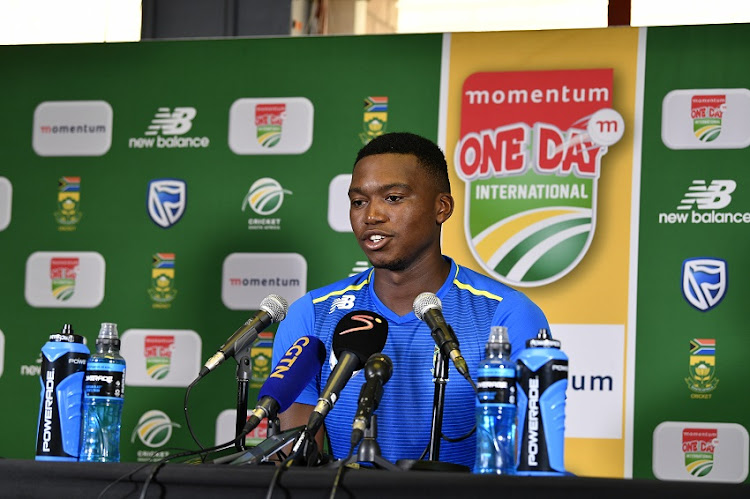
[199,294,288,377]
[297,310,389,449]
[350,353,393,447]
[413,292,471,381]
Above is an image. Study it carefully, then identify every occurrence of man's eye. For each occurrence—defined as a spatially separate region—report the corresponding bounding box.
[386,195,402,202]
[351,199,365,207]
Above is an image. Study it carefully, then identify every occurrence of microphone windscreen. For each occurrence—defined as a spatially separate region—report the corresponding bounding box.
[259,294,289,322]
[332,310,388,365]
[259,336,326,413]
[413,292,442,321]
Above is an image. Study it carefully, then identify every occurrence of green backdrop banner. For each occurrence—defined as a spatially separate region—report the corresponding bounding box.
[0,24,748,482]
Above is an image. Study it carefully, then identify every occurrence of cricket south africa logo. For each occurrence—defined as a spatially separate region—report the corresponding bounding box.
[148,253,177,308]
[147,179,187,228]
[255,104,285,148]
[50,257,79,301]
[54,176,82,230]
[144,335,175,380]
[686,338,719,398]
[455,69,624,287]
[250,331,273,388]
[359,96,388,144]
[682,257,727,312]
[692,95,725,142]
[682,428,718,476]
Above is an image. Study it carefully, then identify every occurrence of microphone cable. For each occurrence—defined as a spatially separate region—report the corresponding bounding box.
[183,376,206,452]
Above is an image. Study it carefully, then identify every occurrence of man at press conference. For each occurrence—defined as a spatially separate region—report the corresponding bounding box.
[271,131,549,468]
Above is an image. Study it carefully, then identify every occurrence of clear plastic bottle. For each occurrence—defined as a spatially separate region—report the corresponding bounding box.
[79,323,126,462]
[473,326,517,474]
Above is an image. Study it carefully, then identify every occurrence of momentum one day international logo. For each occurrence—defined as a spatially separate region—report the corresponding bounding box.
[682,428,718,477]
[144,335,175,380]
[686,338,719,399]
[455,69,624,287]
[50,257,78,301]
[255,104,285,148]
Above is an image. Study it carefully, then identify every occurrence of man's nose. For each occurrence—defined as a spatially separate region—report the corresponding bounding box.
[365,200,387,224]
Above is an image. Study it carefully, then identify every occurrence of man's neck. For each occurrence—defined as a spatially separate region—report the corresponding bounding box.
[372,254,451,316]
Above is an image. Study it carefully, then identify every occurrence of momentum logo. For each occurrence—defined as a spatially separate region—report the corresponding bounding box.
[33,101,113,156]
[222,253,307,310]
[129,107,210,149]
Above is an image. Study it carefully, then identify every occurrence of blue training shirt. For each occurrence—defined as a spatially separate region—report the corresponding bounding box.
[271,256,549,468]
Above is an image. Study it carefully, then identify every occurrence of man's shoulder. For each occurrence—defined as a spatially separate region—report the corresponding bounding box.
[453,263,522,299]
[307,268,373,305]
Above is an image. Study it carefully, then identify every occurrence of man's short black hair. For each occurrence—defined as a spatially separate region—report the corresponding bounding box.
[354,132,451,193]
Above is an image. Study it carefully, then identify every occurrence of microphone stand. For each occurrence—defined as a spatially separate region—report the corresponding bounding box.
[396,346,469,472]
[339,415,400,471]
[234,345,254,451]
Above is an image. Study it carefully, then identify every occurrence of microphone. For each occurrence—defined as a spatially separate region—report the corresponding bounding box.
[200,294,288,377]
[350,353,393,447]
[413,292,471,381]
[242,336,326,435]
[300,310,389,445]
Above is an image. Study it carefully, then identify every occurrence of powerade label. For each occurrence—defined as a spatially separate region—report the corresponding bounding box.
[84,362,125,398]
[476,366,516,404]
[36,350,89,459]
[517,358,567,471]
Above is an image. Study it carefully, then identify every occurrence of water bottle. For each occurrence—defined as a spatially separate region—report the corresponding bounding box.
[35,324,90,461]
[473,326,517,474]
[79,323,126,462]
[516,328,569,475]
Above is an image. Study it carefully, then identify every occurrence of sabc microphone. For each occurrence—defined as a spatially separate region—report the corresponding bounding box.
[241,336,326,435]
[200,294,288,378]
[302,310,389,442]
[413,292,471,382]
[350,353,393,447]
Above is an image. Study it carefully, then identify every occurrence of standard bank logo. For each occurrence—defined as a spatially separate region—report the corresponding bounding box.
[653,422,748,483]
[25,251,105,308]
[147,179,187,228]
[121,329,201,387]
[662,88,750,150]
[659,180,749,225]
[0,177,11,232]
[129,107,210,149]
[228,97,313,155]
[682,258,727,312]
[33,101,113,156]
[131,410,181,449]
[455,69,624,287]
[221,253,307,310]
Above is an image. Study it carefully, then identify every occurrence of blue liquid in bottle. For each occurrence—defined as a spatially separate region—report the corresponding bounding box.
[474,326,516,475]
[79,323,126,462]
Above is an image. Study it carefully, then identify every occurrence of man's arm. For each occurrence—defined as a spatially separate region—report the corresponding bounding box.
[279,402,326,451]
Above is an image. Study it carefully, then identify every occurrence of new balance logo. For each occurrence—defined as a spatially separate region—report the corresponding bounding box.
[677,180,736,211]
[329,295,355,313]
[145,107,196,136]
[129,107,210,149]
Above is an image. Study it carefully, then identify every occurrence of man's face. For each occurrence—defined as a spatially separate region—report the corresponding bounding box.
[348,153,450,271]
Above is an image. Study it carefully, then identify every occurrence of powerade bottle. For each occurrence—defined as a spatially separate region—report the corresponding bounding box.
[79,323,126,462]
[35,324,90,461]
[516,328,569,475]
[473,326,517,474]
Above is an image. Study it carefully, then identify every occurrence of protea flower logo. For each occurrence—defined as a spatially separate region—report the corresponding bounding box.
[54,176,82,230]
[131,410,181,448]
[144,335,175,380]
[359,96,388,144]
[685,338,719,399]
[49,257,78,301]
[255,103,285,148]
[250,332,273,388]
[242,178,292,216]
[691,95,725,142]
[148,253,177,308]
[455,69,622,287]
[683,428,718,476]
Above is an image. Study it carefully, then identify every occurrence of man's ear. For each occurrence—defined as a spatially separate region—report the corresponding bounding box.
[436,193,454,225]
